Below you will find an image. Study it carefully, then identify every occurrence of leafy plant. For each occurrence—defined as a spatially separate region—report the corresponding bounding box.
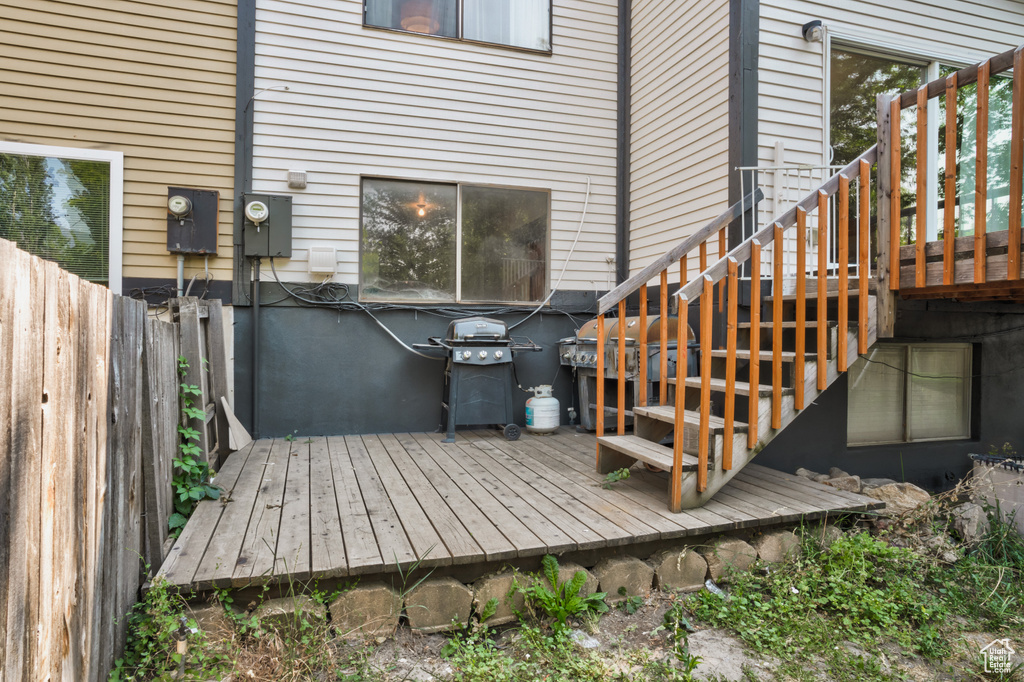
[169,356,220,537]
[515,554,608,631]
[616,586,644,615]
[110,578,231,680]
[602,467,631,489]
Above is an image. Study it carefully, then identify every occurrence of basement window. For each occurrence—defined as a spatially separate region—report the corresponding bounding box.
[364,0,552,52]
[847,343,972,446]
[0,141,123,291]
[360,177,549,304]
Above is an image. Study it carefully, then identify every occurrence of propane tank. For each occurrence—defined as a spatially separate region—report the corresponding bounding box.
[525,385,560,434]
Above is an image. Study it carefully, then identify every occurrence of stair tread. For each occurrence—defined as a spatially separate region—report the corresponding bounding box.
[738,320,859,329]
[634,405,749,434]
[709,349,810,362]
[596,434,699,471]
[668,376,794,397]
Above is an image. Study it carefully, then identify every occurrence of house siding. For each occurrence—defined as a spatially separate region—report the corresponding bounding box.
[0,0,237,290]
[757,0,1024,172]
[251,0,619,291]
[628,0,731,278]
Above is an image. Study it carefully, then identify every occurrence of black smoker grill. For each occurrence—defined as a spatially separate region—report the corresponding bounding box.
[415,317,541,443]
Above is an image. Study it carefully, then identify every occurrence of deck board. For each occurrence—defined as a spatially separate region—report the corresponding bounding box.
[157,428,885,591]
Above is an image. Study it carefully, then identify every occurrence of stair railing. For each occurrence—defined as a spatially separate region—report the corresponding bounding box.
[885,44,1023,300]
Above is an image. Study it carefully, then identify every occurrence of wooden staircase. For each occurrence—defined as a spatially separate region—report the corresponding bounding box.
[591,147,893,512]
[597,287,877,509]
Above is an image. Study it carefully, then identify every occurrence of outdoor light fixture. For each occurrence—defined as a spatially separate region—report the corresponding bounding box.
[400,0,439,34]
[417,203,427,217]
[802,20,824,43]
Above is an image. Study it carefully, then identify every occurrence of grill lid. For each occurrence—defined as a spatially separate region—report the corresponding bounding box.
[446,316,509,342]
[576,316,694,344]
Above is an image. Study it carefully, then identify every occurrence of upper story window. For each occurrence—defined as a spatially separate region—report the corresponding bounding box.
[364,0,552,52]
[360,177,549,303]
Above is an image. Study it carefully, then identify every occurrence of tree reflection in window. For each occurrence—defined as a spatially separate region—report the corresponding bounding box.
[361,178,457,301]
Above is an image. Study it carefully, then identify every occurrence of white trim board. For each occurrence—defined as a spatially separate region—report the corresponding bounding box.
[0,141,124,293]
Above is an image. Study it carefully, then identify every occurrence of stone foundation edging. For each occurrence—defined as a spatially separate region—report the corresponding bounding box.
[190,524,834,640]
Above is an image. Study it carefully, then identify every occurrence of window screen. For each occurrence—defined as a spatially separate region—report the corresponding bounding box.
[0,153,111,284]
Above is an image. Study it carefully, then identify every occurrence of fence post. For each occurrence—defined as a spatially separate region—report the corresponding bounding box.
[875,93,897,338]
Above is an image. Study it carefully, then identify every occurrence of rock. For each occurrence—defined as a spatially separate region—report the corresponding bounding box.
[861,482,931,516]
[952,503,987,545]
[472,571,525,626]
[699,538,757,582]
[829,467,851,479]
[329,582,402,638]
[405,578,473,634]
[751,531,802,563]
[795,467,822,480]
[253,595,326,632]
[824,475,861,493]
[543,561,600,598]
[649,548,708,592]
[187,602,236,642]
[861,477,898,488]
[569,629,601,649]
[811,524,844,549]
[939,549,960,564]
[812,474,831,483]
[592,556,654,602]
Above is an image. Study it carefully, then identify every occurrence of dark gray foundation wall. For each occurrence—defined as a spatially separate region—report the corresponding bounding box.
[233,292,596,439]
[756,299,1024,492]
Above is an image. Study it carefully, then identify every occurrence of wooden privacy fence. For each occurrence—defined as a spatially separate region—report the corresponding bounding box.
[0,238,230,681]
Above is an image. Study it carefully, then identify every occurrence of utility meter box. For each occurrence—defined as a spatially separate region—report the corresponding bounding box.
[166,187,219,255]
[243,193,292,258]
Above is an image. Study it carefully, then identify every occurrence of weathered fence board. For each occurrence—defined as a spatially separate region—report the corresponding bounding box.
[0,238,233,680]
[141,316,180,569]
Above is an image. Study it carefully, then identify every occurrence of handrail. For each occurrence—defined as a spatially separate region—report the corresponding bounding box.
[676,146,878,302]
[598,187,764,314]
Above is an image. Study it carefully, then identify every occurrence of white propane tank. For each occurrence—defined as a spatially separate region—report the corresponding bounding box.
[525,385,560,434]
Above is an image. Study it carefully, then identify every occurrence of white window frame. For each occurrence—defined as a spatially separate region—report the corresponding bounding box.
[847,342,973,447]
[0,141,123,293]
[358,176,551,305]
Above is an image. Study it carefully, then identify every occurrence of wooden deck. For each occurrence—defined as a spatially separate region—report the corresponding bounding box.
[158,428,883,591]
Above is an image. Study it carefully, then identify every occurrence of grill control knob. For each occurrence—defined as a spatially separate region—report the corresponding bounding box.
[494,350,504,359]
[478,350,488,359]
[462,350,471,360]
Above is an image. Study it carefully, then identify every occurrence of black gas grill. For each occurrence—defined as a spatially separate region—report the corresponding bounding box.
[415,317,541,442]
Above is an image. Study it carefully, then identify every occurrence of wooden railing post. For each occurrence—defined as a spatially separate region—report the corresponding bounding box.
[816,190,828,391]
[772,225,783,430]
[837,175,850,371]
[697,276,712,493]
[976,59,990,284]
[944,73,958,285]
[659,270,668,405]
[747,243,761,449]
[858,160,870,355]
[595,314,605,462]
[1010,47,1023,281]
[723,258,738,469]
[617,301,626,435]
[670,296,688,512]
[875,93,897,338]
[795,208,807,409]
[915,86,928,288]
[638,285,648,407]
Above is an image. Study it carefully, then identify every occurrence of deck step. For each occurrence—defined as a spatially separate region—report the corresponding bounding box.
[634,405,748,434]
[596,434,699,472]
[738,320,848,329]
[667,376,793,397]
[709,349,803,362]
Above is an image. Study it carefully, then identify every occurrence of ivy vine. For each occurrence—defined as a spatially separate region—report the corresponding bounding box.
[168,356,221,537]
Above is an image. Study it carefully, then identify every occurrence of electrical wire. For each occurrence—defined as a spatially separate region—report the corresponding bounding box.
[509,175,592,330]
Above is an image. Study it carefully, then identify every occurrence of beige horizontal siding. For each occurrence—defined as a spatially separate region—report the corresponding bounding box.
[0,0,236,288]
[253,0,619,290]
[629,0,730,278]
